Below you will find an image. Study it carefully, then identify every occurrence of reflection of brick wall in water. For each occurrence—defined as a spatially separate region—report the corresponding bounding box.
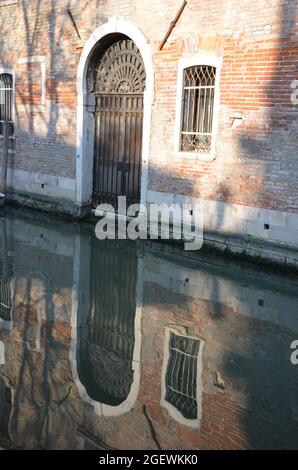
[0,333,82,449]
[1,275,298,449]
[1,227,298,449]
[137,278,298,450]
[0,240,79,449]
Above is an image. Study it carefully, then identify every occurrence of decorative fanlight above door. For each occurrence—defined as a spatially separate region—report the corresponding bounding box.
[95,40,146,94]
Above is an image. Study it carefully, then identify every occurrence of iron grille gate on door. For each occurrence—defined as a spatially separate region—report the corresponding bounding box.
[93,39,146,206]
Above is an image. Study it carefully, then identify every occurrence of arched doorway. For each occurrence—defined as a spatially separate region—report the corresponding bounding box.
[93,38,146,206]
[75,18,154,214]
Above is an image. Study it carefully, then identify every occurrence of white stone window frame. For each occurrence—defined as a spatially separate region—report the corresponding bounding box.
[160,327,205,429]
[174,55,222,161]
[0,68,15,140]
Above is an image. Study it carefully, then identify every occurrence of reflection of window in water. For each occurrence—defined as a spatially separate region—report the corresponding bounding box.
[162,330,204,428]
[166,333,200,420]
[0,220,12,323]
[0,274,12,322]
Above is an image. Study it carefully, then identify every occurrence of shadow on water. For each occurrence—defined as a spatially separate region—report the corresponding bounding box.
[0,209,76,449]
[217,0,298,450]
[0,207,297,449]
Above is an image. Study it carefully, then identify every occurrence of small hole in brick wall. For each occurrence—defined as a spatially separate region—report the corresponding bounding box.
[40,234,43,239]
[264,223,270,230]
[258,299,264,307]
[41,184,44,189]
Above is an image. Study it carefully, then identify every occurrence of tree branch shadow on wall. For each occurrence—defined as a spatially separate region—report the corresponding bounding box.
[218,0,298,450]
[148,0,298,449]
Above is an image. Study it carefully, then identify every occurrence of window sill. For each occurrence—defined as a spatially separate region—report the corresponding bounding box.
[175,151,216,161]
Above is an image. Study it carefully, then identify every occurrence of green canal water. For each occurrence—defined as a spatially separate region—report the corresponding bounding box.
[0,206,298,449]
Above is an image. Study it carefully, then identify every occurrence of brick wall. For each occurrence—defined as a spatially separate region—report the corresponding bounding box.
[0,0,297,213]
[149,0,298,213]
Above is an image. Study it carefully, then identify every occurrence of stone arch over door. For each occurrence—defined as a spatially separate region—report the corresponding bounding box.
[75,18,154,215]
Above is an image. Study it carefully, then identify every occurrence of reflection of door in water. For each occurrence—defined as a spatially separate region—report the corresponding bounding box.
[77,239,137,407]
[93,39,146,206]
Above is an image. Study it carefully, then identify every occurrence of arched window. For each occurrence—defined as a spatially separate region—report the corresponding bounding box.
[0,73,13,137]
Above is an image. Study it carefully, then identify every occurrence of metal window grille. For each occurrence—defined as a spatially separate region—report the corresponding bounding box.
[165,333,200,420]
[180,65,216,154]
[0,73,14,137]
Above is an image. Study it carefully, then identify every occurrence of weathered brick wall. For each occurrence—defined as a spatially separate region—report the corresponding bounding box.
[0,0,297,211]
[149,0,298,213]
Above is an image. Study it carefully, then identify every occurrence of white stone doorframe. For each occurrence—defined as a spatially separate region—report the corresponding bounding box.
[75,17,154,214]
